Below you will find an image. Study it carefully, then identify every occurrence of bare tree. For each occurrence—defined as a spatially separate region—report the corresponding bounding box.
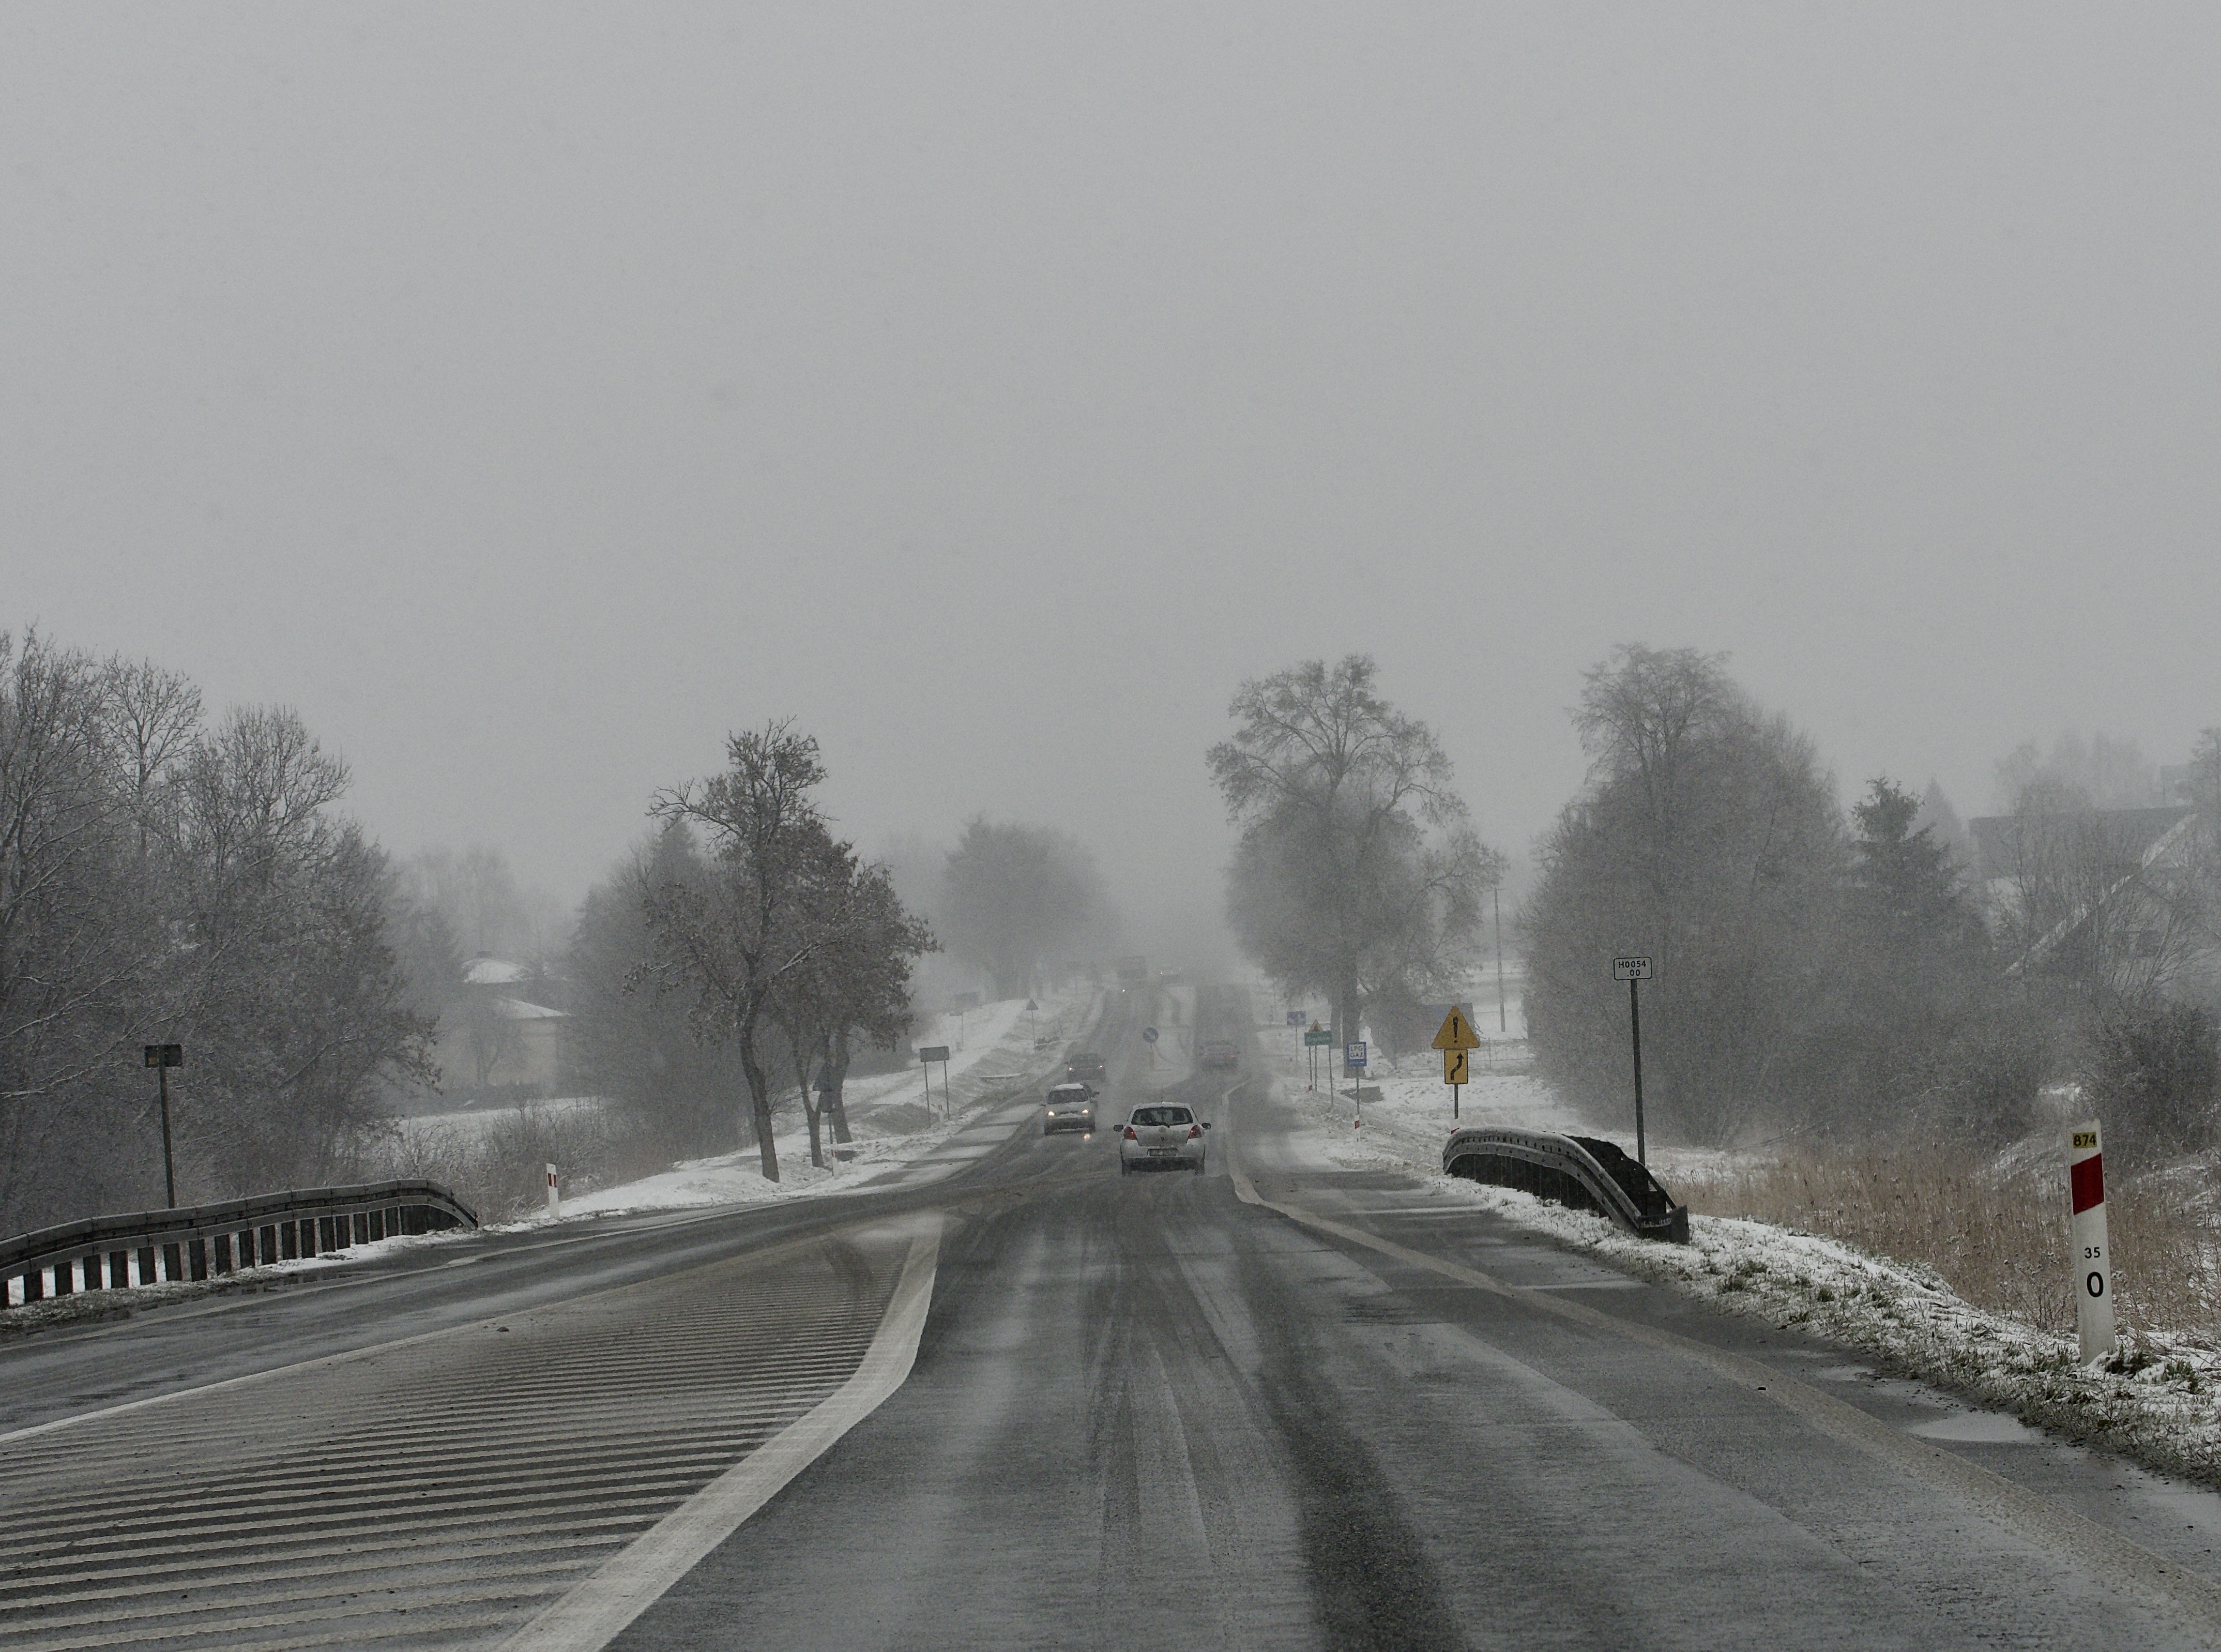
[1209,655,1495,1043]
[640,722,888,1182]
[0,633,159,1221]
[0,634,438,1226]
[564,824,750,1158]
[1523,647,1846,1146]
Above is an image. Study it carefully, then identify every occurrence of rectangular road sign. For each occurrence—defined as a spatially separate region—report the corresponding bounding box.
[1431,1007,1481,1051]
[1286,1010,1304,1026]
[1345,1041,1367,1068]
[143,1043,182,1068]
[917,1045,951,1064]
[1442,1048,1469,1085]
[1303,1028,1333,1047]
[1612,956,1654,981]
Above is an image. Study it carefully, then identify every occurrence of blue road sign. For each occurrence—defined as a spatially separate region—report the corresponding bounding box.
[1143,1027,1159,1043]
[1345,1041,1367,1068]
[1286,1010,1304,1026]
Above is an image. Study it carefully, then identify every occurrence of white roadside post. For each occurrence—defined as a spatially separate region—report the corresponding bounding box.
[2068,1122,2114,1365]
[545,1163,560,1221]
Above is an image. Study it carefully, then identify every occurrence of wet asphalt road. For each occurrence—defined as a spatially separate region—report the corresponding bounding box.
[608,1053,2221,1650]
[12,991,2221,1649]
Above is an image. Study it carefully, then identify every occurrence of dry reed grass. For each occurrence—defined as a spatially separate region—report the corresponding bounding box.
[1678,1142,2221,1348]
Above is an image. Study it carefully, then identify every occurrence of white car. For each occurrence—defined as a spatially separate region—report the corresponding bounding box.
[1042,1083,1097,1135]
[1118,1104,1209,1175]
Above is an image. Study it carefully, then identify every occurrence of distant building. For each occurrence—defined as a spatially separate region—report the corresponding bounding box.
[436,954,569,1097]
[1968,807,2205,989]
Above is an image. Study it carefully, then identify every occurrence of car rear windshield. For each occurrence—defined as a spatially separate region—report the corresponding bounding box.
[1047,1088,1090,1102]
[1130,1107,1193,1127]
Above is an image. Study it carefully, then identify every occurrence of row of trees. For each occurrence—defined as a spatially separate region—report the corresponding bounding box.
[1,631,431,1232]
[1,616,1110,1223]
[1523,646,2221,1161]
[562,787,1115,1182]
[1213,647,2221,1167]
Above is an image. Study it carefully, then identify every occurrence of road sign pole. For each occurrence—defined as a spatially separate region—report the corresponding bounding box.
[1495,883,1508,1034]
[1629,976,1646,1168]
[157,1063,176,1209]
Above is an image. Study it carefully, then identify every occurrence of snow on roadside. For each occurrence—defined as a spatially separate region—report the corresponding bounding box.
[2,991,1098,1328]
[1266,1029,2221,1487]
[564,987,1097,1217]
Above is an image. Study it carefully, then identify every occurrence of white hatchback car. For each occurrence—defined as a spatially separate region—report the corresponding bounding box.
[1118,1104,1209,1175]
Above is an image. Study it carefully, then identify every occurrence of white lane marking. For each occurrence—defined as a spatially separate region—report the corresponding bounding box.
[1221,1087,2221,1641]
[500,1215,942,1652]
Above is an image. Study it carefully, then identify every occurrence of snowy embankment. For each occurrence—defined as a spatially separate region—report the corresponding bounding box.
[1261,1020,2221,1487]
[562,988,1095,1216]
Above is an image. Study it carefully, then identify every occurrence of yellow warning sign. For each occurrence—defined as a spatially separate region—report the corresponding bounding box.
[1431,1007,1481,1052]
[1442,1048,1469,1086]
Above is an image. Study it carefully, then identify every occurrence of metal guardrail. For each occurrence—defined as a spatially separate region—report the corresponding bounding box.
[3,1179,478,1308]
[1442,1126,1690,1242]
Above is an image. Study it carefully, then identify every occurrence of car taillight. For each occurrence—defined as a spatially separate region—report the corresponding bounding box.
[1188,1124,1203,1140]
[1122,1125,1138,1141]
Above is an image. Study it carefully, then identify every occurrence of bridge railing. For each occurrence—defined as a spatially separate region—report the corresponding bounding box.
[1443,1126,1689,1242]
[3,1179,478,1308]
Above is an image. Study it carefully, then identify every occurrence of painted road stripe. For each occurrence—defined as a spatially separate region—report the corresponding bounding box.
[498,1214,943,1652]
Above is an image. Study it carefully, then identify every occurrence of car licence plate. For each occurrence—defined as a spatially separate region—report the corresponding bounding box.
[1148,1147,1179,1157]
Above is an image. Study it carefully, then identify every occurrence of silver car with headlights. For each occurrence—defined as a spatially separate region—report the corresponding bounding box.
[1118,1103,1209,1175]
[1042,1083,1097,1135]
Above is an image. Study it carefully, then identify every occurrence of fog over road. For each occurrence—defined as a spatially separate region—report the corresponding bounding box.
[8,993,2221,1650]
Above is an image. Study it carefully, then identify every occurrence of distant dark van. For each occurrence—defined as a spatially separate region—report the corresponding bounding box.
[1067,1050,1107,1082]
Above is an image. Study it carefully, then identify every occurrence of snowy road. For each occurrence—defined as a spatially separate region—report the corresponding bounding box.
[10,988,2221,1648]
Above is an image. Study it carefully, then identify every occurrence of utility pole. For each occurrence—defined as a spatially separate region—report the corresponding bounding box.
[144,1044,184,1207]
[1494,883,1508,1034]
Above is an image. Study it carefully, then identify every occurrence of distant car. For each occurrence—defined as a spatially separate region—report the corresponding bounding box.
[1067,1051,1107,1083]
[1119,1104,1209,1176]
[1199,1039,1239,1071]
[1042,1083,1097,1135]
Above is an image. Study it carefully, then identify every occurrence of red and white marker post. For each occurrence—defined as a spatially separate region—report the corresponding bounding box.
[545,1163,560,1221]
[2068,1122,2113,1364]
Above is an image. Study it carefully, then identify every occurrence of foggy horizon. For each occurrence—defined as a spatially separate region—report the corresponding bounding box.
[8,5,2217,962]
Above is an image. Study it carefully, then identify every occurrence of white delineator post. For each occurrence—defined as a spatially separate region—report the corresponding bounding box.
[2068,1123,2113,1364]
[545,1163,560,1221]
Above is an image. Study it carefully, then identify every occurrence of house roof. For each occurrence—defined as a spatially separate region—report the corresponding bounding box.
[1966,807,2194,883]
[494,996,567,1021]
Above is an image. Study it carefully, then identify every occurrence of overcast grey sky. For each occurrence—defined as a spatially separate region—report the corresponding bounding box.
[5,5,2218,959]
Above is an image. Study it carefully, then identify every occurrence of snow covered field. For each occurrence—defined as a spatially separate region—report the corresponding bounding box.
[396,1094,605,1145]
[1259,1019,2221,1487]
